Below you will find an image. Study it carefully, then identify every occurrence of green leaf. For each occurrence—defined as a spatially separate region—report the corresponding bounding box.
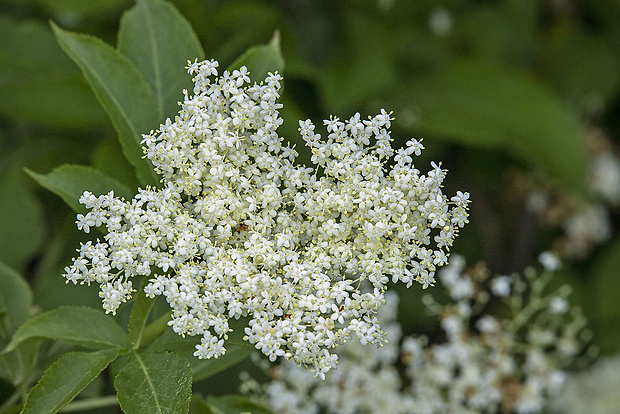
[146,318,252,381]
[0,17,105,129]
[21,349,119,414]
[51,22,161,187]
[206,395,273,414]
[139,310,172,348]
[0,262,32,340]
[91,137,141,191]
[0,134,95,183]
[191,345,253,382]
[457,4,537,64]
[127,281,155,349]
[25,0,131,19]
[114,352,192,414]
[26,164,134,215]
[145,329,196,355]
[118,0,205,120]
[4,306,131,353]
[404,59,589,194]
[544,30,620,107]
[0,174,45,272]
[228,31,285,82]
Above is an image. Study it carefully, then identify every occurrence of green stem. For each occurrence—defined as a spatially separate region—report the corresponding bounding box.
[58,396,119,412]
[0,389,22,413]
[140,310,172,347]
[127,277,155,349]
[506,270,551,333]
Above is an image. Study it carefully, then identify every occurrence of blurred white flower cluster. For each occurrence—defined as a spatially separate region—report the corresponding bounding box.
[64,59,469,378]
[550,352,620,414]
[523,128,620,259]
[253,254,588,413]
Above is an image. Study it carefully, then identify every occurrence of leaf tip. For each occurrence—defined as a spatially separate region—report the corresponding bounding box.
[270,29,281,50]
[48,20,63,36]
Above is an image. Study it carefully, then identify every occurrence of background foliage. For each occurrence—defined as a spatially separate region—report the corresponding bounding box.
[1,0,619,413]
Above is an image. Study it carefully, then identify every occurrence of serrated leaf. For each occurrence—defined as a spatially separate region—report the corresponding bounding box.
[4,306,130,353]
[21,349,119,414]
[51,22,161,187]
[0,262,32,340]
[228,31,285,82]
[26,164,134,215]
[0,17,105,129]
[118,0,204,121]
[404,59,589,194]
[115,352,192,414]
[0,174,45,272]
[206,395,273,414]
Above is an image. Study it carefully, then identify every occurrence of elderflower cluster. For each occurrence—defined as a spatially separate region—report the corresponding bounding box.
[64,59,469,377]
[254,254,589,413]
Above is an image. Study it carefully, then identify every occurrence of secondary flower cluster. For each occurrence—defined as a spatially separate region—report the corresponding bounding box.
[64,59,469,377]
[550,352,620,414]
[519,127,620,260]
[253,254,588,413]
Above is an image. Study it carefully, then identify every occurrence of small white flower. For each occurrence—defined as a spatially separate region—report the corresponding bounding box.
[590,152,620,205]
[407,138,424,156]
[491,275,512,297]
[428,7,453,37]
[476,315,499,333]
[549,296,569,314]
[538,251,561,271]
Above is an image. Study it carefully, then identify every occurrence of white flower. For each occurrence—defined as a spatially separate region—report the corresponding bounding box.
[563,204,611,258]
[492,275,512,297]
[590,152,620,205]
[64,59,469,377]
[549,296,568,314]
[476,315,499,333]
[538,251,561,271]
[428,7,453,37]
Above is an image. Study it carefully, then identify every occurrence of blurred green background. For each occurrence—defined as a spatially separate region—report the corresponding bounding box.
[1,0,620,400]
